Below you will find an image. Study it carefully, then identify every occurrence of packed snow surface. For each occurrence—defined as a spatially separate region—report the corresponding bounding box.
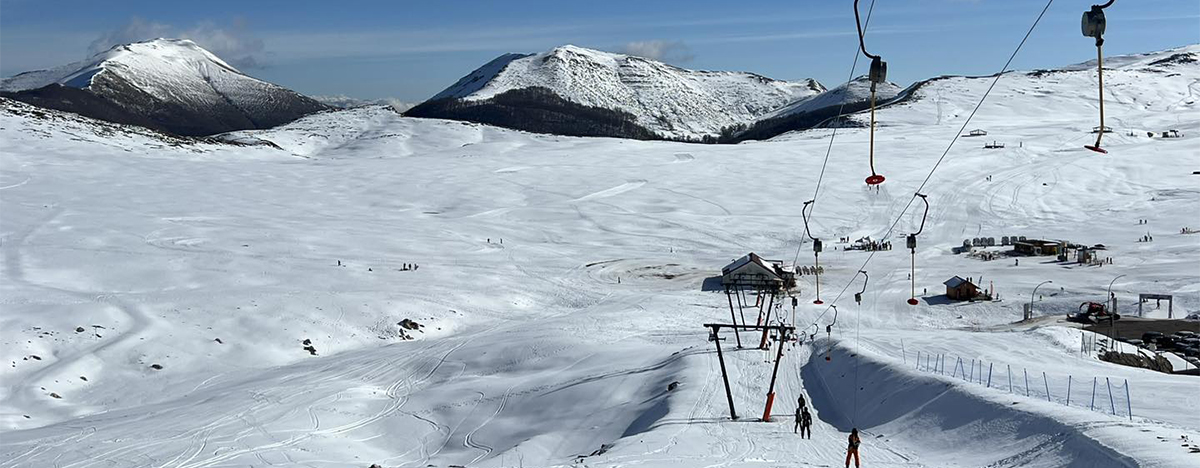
[431,45,825,139]
[1,45,1199,468]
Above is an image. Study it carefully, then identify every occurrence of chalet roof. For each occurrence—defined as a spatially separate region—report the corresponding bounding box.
[943,276,976,288]
[723,252,777,276]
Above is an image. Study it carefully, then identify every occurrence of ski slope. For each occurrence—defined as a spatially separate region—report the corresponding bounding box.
[1,45,1198,468]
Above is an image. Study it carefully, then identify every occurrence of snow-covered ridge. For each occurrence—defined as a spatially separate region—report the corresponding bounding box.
[2,39,239,95]
[0,38,327,136]
[426,45,825,139]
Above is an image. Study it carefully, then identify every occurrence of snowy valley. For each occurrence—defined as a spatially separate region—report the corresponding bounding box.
[0,33,1198,468]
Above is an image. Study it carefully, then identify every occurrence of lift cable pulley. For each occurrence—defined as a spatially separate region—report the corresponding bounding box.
[855,0,888,186]
[1082,0,1115,154]
[801,200,825,304]
[907,193,930,305]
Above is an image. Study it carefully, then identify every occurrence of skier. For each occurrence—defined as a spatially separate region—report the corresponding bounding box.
[799,407,813,439]
[846,428,862,467]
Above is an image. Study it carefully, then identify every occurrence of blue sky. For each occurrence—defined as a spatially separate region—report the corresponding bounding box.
[2,0,1196,102]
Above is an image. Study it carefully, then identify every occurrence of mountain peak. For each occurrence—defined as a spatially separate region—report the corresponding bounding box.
[1,37,326,136]
[421,44,824,139]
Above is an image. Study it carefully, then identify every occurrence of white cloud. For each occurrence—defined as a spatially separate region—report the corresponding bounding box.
[616,40,695,63]
[88,17,266,69]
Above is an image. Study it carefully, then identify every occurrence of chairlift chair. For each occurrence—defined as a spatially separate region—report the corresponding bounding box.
[1082,1,1116,154]
[801,200,825,304]
[907,194,930,305]
[855,0,889,185]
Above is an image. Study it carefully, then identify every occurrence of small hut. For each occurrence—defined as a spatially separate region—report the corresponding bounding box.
[944,276,980,301]
[1013,239,1064,256]
[965,129,988,137]
[721,253,793,290]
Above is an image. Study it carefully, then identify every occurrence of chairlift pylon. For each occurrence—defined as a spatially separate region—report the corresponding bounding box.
[801,200,824,304]
[1082,0,1115,154]
[855,0,888,185]
[907,194,930,305]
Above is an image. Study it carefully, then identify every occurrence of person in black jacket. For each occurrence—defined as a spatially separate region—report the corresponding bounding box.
[799,407,812,439]
[793,395,808,434]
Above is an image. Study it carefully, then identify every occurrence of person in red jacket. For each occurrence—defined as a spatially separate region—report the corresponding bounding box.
[846,428,861,467]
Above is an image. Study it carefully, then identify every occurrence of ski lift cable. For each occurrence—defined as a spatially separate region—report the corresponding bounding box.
[800,0,1056,332]
[792,0,878,270]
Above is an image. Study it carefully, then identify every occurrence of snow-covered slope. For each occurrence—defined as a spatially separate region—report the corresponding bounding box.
[421,45,825,139]
[0,39,327,136]
[1,45,1198,468]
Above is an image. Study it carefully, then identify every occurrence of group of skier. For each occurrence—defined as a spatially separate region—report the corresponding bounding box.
[791,393,862,467]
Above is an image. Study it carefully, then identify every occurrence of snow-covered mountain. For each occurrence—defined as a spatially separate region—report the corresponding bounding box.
[0,39,327,136]
[409,45,825,140]
[2,43,1199,468]
[311,94,415,112]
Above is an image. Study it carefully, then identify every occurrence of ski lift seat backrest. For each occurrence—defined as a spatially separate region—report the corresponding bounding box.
[1082,7,1106,38]
[1002,236,1010,245]
[869,56,887,85]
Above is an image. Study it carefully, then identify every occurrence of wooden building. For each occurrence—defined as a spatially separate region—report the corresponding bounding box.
[944,276,979,301]
[721,253,793,290]
[1013,239,1064,256]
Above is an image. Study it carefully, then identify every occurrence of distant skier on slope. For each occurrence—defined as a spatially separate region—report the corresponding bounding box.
[846,428,861,467]
[799,407,813,439]
[793,395,807,434]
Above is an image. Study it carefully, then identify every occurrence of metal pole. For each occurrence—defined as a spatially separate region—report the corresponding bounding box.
[813,253,823,304]
[725,287,743,348]
[735,288,749,334]
[1124,379,1132,420]
[987,363,993,388]
[1008,365,1012,393]
[759,292,776,349]
[1067,376,1073,407]
[762,330,789,421]
[1094,43,1106,148]
[917,351,922,370]
[1024,369,1030,397]
[1106,377,1116,415]
[901,339,906,365]
[1043,372,1051,402]
[1090,377,1097,411]
[712,326,737,420]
